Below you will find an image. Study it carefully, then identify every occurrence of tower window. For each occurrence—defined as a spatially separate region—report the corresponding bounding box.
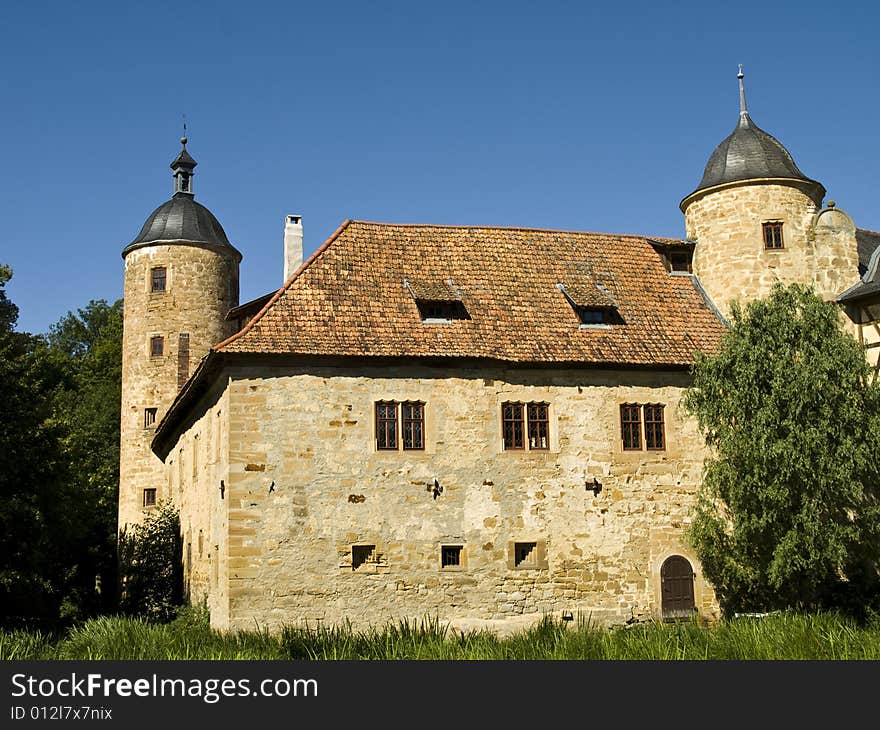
[144,408,158,428]
[763,222,784,249]
[178,333,190,390]
[143,488,157,508]
[151,267,167,292]
[150,336,164,357]
[179,173,190,192]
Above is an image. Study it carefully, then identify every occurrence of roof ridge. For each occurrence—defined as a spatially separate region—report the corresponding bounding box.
[213,219,353,351]
[347,219,684,241]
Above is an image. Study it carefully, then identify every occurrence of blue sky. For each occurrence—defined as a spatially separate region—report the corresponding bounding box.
[2,0,878,334]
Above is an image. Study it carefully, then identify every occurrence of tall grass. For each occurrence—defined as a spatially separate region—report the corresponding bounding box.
[2,609,879,660]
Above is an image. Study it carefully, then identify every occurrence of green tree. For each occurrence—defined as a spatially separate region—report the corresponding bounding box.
[684,283,880,616]
[46,299,123,620]
[118,501,183,622]
[0,266,68,626]
[0,265,123,628]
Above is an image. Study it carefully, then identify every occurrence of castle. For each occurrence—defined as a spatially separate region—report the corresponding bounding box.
[118,71,880,632]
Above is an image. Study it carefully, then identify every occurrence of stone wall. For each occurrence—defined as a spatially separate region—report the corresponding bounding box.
[172,360,719,632]
[685,181,821,317]
[118,243,238,530]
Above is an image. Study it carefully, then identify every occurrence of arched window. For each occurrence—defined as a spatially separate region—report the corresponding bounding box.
[661,555,696,620]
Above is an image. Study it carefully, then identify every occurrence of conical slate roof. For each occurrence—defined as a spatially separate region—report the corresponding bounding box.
[123,194,236,255]
[696,112,816,191]
[683,70,825,206]
[122,139,241,260]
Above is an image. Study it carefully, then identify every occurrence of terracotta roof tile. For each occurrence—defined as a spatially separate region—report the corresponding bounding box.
[216,221,725,366]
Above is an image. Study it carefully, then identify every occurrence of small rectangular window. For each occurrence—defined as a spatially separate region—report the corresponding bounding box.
[401,401,425,450]
[375,401,398,450]
[514,542,537,567]
[143,488,157,507]
[502,402,525,450]
[150,336,164,357]
[763,222,784,249]
[151,267,167,292]
[144,408,158,428]
[621,403,642,450]
[351,544,375,571]
[441,545,462,568]
[644,404,666,450]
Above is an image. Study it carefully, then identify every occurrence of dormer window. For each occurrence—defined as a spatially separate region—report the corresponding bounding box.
[669,250,692,273]
[416,300,468,322]
[763,221,784,249]
[404,278,469,323]
[557,282,621,328]
[576,307,610,325]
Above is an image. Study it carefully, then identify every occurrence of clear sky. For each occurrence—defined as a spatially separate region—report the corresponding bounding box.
[2,0,878,334]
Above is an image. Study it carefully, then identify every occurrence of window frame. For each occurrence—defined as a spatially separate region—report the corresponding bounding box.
[440,545,464,570]
[400,401,425,451]
[762,221,784,250]
[375,400,426,451]
[150,266,167,293]
[149,335,164,358]
[144,407,158,428]
[143,488,157,508]
[620,403,666,452]
[502,401,550,451]
[644,404,666,451]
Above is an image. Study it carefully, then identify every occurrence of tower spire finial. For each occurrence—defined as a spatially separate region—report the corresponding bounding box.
[737,65,748,117]
[181,114,188,146]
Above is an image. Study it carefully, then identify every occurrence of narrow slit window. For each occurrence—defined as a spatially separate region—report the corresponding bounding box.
[763,222,784,249]
[143,488,157,508]
[401,401,425,450]
[144,408,158,428]
[502,402,525,450]
[375,401,398,450]
[150,335,164,357]
[151,266,167,292]
[621,404,642,450]
[177,333,190,390]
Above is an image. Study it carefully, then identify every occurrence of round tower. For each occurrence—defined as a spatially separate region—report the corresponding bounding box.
[118,137,241,530]
[680,69,826,316]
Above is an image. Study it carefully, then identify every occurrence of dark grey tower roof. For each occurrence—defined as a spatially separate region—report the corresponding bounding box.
[684,69,825,204]
[123,139,241,260]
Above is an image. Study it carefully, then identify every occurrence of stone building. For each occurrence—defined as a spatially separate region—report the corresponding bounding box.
[118,71,878,632]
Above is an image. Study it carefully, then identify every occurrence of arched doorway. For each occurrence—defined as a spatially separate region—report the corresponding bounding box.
[661,555,696,620]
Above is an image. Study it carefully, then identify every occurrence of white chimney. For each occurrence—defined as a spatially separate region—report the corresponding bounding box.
[283,215,303,282]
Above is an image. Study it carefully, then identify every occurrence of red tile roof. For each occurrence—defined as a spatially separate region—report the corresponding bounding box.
[215,221,724,366]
